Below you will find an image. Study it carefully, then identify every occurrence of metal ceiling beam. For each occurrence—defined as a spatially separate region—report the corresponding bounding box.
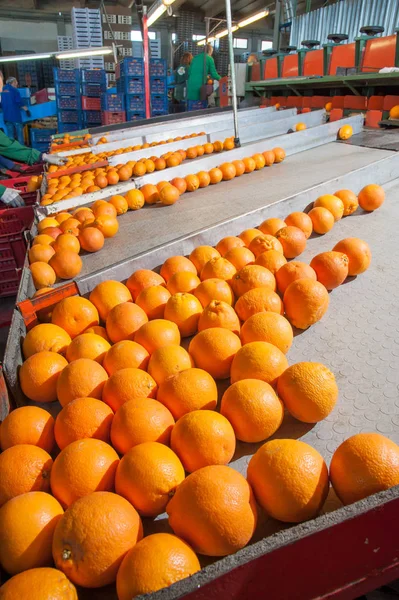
[231,0,270,16]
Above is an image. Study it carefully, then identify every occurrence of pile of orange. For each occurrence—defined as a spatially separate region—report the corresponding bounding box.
[1,180,393,598]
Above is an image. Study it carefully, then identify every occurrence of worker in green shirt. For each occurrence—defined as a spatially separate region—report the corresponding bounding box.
[186,44,221,102]
[0,72,65,207]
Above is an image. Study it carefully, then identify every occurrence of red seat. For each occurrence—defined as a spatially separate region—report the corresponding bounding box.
[332,95,345,108]
[264,57,278,79]
[365,110,383,128]
[368,96,384,110]
[250,63,261,82]
[328,43,356,75]
[286,96,302,108]
[282,54,298,78]
[383,95,399,110]
[330,108,344,121]
[303,49,324,76]
[311,95,331,108]
[343,95,367,110]
[361,35,396,73]
[302,97,312,109]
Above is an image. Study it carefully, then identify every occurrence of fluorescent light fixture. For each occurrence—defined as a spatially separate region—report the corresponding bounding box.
[197,36,216,46]
[147,0,176,27]
[215,26,238,38]
[238,9,269,28]
[0,53,52,63]
[56,47,113,60]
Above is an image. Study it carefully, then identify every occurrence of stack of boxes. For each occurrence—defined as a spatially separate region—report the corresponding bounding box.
[116,57,146,121]
[150,59,168,118]
[81,69,107,128]
[54,68,82,134]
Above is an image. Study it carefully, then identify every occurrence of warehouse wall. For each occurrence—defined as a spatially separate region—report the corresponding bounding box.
[0,19,73,53]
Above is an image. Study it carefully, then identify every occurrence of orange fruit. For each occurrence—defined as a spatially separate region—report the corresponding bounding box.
[0,445,53,506]
[171,410,235,472]
[275,226,306,258]
[37,217,59,233]
[143,159,155,173]
[111,398,174,454]
[232,159,245,176]
[115,442,185,517]
[166,154,181,168]
[333,237,371,276]
[248,234,283,257]
[166,272,201,295]
[200,257,236,283]
[338,124,353,140]
[196,170,211,188]
[83,325,109,341]
[116,533,200,600]
[167,465,257,556]
[310,251,349,290]
[30,262,56,290]
[134,319,180,354]
[53,491,142,588]
[109,195,128,215]
[240,312,293,354]
[52,233,80,254]
[106,302,148,343]
[208,167,223,184]
[330,433,399,506]
[78,227,104,252]
[118,166,132,181]
[188,327,241,380]
[92,200,117,218]
[60,218,81,233]
[189,246,221,274]
[89,280,132,321]
[263,150,275,166]
[170,177,187,194]
[275,261,317,295]
[22,323,71,358]
[231,341,288,387]
[107,171,120,186]
[221,379,284,442]
[56,358,108,407]
[157,368,217,419]
[0,568,77,599]
[248,439,329,522]
[19,351,68,403]
[203,142,214,154]
[133,162,147,177]
[314,194,344,221]
[334,189,359,216]
[194,278,234,307]
[135,285,171,319]
[40,227,62,240]
[213,140,223,152]
[198,299,240,335]
[215,235,245,256]
[238,228,261,247]
[277,362,338,423]
[148,344,193,385]
[252,153,266,170]
[272,147,286,163]
[284,211,313,238]
[389,105,399,118]
[255,249,286,274]
[283,278,329,329]
[219,162,236,181]
[231,264,276,297]
[185,174,200,192]
[159,184,180,206]
[93,215,119,238]
[258,217,286,236]
[32,234,55,246]
[0,492,63,575]
[102,368,158,412]
[54,397,113,450]
[358,183,385,211]
[160,255,196,282]
[242,157,256,173]
[235,287,283,321]
[140,183,159,205]
[103,340,149,375]
[49,251,82,280]
[223,137,235,151]
[164,293,202,337]
[125,189,145,210]
[94,174,109,189]
[186,146,198,159]
[223,246,255,270]
[50,438,119,508]
[295,122,306,131]
[126,269,165,301]
[0,406,54,453]
[51,296,99,338]
[28,244,55,265]
[65,332,111,363]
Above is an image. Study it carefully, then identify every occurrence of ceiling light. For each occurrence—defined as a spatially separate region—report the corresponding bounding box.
[56,47,113,60]
[147,0,176,27]
[162,0,175,5]
[0,53,52,63]
[215,26,238,38]
[197,36,215,46]
[238,9,269,28]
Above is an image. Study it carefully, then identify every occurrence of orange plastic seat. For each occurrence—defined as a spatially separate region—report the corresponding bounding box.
[250,63,261,82]
[328,43,356,75]
[361,35,396,73]
[303,49,324,76]
[282,54,299,78]
[264,57,278,79]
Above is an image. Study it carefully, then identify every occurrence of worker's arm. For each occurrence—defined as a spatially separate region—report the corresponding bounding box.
[0,129,41,165]
[208,56,221,81]
[0,183,24,207]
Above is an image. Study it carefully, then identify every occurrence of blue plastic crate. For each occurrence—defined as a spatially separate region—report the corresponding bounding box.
[30,128,57,144]
[150,77,167,94]
[187,100,207,111]
[116,76,145,95]
[119,58,144,77]
[126,110,145,122]
[81,83,106,98]
[57,96,81,110]
[57,109,83,124]
[55,82,81,97]
[151,94,168,112]
[151,108,168,116]
[81,69,107,84]
[150,59,167,77]
[53,68,80,83]
[82,110,102,125]
[57,123,81,134]
[101,93,125,111]
[31,141,50,152]
[125,94,146,112]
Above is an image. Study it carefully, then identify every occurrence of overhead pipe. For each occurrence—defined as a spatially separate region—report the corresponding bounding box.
[225,0,240,146]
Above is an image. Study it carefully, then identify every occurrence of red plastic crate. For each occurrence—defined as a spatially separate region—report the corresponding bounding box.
[82,96,101,111]
[0,175,35,194]
[0,207,33,297]
[101,111,126,125]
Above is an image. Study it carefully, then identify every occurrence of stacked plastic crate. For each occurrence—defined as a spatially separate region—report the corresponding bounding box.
[54,68,83,134]
[30,128,57,153]
[116,57,146,121]
[150,59,168,117]
[81,69,107,128]
[17,59,40,92]
[101,91,125,126]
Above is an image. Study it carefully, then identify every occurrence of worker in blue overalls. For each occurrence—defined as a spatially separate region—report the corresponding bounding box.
[1,77,30,144]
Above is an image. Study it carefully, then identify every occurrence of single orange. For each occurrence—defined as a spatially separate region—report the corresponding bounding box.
[54,397,114,450]
[188,327,241,380]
